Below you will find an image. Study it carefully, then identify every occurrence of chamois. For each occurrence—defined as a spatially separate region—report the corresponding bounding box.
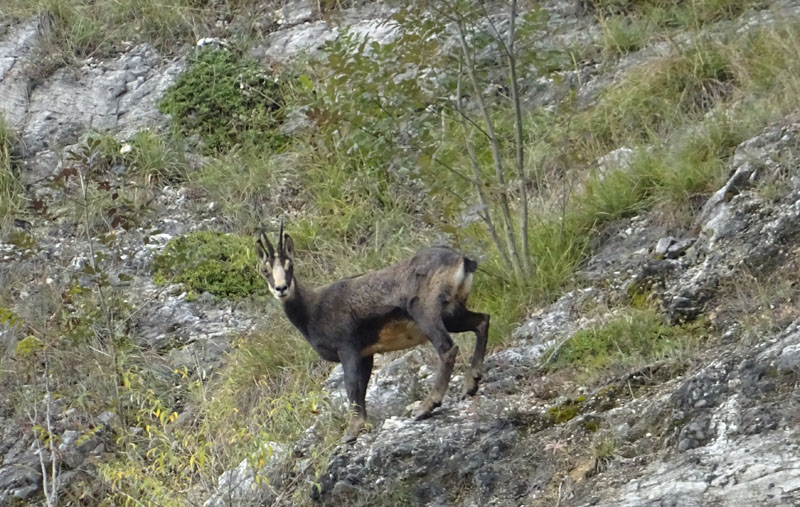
[256,221,490,442]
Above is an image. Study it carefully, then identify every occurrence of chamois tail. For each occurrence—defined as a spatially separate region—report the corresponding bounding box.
[463,256,478,274]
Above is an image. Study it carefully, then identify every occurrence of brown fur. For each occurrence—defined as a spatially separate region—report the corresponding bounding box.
[362,319,428,356]
[257,225,490,442]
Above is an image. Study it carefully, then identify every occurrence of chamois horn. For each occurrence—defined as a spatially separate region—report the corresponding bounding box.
[278,217,285,254]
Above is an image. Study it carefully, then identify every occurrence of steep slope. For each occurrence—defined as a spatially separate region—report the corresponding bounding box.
[1,1,800,505]
[291,120,800,506]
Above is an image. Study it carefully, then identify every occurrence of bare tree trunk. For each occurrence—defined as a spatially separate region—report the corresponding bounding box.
[32,350,59,507]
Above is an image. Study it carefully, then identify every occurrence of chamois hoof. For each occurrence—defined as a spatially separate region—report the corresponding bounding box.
[460,370,482,399]
[412,399,441,420]
[460,385,478,399]
[412,409,432,421]
[343,415,366,443]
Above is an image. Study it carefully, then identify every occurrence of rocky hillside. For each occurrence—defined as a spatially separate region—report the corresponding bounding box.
[305,120,800,506]
[1,0,800,505]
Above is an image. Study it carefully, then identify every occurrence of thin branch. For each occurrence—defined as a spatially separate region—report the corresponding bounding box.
[455,61,511,268]
[454,15,522,278]
[78,166,127,430]
[507,0,530,274]
[476,0,529,275]
[432,156,479,186]
[31,350,59,507]
[541,333,573,367]
[441,103,491,140]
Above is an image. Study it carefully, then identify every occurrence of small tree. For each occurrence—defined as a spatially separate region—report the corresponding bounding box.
[305,0,557,280]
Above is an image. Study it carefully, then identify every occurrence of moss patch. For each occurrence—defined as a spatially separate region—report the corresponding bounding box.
[549,395,586,424]
[152,231,263,299]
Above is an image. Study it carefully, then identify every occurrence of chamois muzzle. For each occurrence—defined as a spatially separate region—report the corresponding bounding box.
[274,283,289,298]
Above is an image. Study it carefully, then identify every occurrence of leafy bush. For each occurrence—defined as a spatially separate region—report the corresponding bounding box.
[152,231,264,298]
[160,49,287,153]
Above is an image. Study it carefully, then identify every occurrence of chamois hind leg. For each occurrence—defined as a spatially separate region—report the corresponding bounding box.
[340,352,373,443]
[409,306,459,420]
[444,306,490,398]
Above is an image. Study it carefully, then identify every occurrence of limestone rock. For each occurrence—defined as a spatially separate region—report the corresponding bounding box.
[0,22,185,183]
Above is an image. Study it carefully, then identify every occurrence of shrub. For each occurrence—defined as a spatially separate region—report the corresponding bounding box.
[152,231,264,298]
[160,49,287,153]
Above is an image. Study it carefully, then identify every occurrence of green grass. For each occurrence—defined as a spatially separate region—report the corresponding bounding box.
[1,0,234,58]
[98,320,343,506]
[93,129,188,182]
[592,433,618,461]
[581,40,734,149]
[192,150,296,229]
[50,133,184,233]
[589,0,767,59]
[124,130,189,182]
[0,115,23,223]
[544,308,708,381]
[597,14,654,56]
[592,0,765,32]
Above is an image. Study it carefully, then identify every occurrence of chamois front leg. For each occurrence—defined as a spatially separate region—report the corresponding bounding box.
[410,308,459,420]
[340,351,373,443]
[444,306,490,398]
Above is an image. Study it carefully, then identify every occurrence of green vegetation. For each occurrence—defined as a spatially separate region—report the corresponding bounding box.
[592,0,766,57]
[544,308,707,381]
[91,129,188,182]
[581,40,734,149]
[3,0,800,504]
[121,130,188,182]
[191,150,294,228]
[99,325,343,506]
[1,0,252,58]
[54,132,187,232]
[153,231,264,298]
[0,115,23,222]
[160,48,287,154]
[549,395,586,424]
[592,433,618,463]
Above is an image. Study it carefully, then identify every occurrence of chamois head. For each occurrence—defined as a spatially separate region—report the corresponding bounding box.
[256,220,296,300]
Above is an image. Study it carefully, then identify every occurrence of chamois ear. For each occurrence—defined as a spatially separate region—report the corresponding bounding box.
[257,231,275,262]
[283,233,295,258]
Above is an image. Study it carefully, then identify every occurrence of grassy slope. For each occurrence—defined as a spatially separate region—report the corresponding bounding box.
[2,0,800,504]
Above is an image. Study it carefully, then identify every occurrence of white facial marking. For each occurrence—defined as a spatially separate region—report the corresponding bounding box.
[269,260,294,300]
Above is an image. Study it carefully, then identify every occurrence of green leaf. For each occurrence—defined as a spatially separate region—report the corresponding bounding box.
[16,335,43,357]
[298,74,314,92]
